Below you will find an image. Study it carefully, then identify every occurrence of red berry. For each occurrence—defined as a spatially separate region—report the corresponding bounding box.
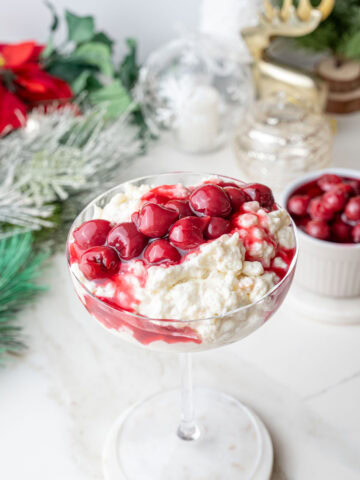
[352,224,360,243]
[305,220,330,240]
[334,183,355,197]
[287,195,310,216]
[144,239,181,264]
[242,183,275,210]
[224,186,249,211]
[347,180,360,196]
[73,220,112,249]
[318,174,342,192]
[345,196,360,222]
[322,189,346,213]
[190,185,232,217]
[79,246,120,280]
[331,219,352,243]
[165,199,193,218]
[205,217,231,239]
[169,216,210,250]
[309,197,334,221]
[107,222,147,260]
[138,203,179,238]
[131,211,139,227]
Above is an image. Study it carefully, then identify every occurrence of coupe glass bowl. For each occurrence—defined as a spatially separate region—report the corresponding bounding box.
[66,172,298,480]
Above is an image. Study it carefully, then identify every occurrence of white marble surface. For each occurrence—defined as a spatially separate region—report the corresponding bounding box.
[1,115,360,480]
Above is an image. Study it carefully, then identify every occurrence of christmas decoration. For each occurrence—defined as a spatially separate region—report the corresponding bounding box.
[0,4,148,363]
[242,0,334,112]
[137,34,253,153]
[0,3,144,136]
[273,0,360,113]
[0,233,48,362]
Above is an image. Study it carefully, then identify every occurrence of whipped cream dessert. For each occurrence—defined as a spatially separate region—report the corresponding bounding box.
[69,178,296,350]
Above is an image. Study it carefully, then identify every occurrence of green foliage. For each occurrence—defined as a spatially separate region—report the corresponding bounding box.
[42,2,145,128]
[65,10,95,44]
[0,233,47,362]
[273,0,360,59]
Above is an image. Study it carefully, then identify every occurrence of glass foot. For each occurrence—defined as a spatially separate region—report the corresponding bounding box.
[103,388,273,480]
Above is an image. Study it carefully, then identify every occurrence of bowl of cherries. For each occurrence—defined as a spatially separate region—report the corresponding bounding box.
[283,168,360,298]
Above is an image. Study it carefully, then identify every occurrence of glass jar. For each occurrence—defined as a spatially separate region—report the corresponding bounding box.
[137,34,253,154]
[233,93,333,191]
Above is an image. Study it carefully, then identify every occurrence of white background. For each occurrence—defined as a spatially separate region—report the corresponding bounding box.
[3,0,203,61]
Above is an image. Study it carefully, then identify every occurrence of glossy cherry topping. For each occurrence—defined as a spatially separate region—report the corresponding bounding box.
[352,223,360,243]
[169,216,210,250]
[205,217,231,240]
[242,183,275,210]
[79,246,120,280]
[288,173,360,244]
[224,186,249,211]
[331,218,352,243]
[345,196,360,222]
[138,203,179,238]
[190,184,232,217]
[318,174,342,192]
[107,222,147,260]
[73,219,112,249]
[306,220,330,240]
[309,197,334,221]
[144,239,181,265]
[287,195,310,217]
[165,199,193,218]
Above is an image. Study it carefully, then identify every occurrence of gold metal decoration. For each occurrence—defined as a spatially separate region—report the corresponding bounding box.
[242,0,335,112]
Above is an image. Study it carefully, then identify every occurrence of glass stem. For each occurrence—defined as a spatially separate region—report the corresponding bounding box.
[177,352,200,441]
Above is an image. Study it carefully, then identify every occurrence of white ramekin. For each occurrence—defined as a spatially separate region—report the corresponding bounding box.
[282,168,360,298]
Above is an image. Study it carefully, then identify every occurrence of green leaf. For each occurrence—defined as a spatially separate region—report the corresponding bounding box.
[72,42,114,77]
[92,32,114,51]
[341,31,360,59]
[118,38,139,91]
[44,0,59,32]
[71,70,91,95]
[65,10,94,44]
[46,58,97,84]
[89,80,132,119]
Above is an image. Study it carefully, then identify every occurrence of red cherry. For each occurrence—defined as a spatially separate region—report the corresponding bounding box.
[347,180,360,196]
[144,239,181,264]
[331,219,352,243]
[205,217,231,239]
[318,174,342,192]
[73,220,112,249]
[224,186,249,211]
[169,216,210,250]
[242,183,275,210]
[352,224,360,243]
[190,185,232,217]
[287,195,310,216]
[309,197,334,221]
[107,222,147,260]
[305,220,330,240]
[131,212,139,227]
[79,246,120,280]
[345,196,360,222]
[138,203,179,238]
[140,192,168,205]
[165,199,193,218]
[322,188,346,213]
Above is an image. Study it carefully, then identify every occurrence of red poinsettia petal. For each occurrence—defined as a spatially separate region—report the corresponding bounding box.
[0,82,27,135]
[15,66,73,104]
[0,41,36,68]
[28,45,44,63]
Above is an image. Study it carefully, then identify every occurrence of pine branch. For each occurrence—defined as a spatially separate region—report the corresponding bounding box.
[0,233,48,362]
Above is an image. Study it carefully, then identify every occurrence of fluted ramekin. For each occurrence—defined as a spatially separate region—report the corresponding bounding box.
[282,168,360,298]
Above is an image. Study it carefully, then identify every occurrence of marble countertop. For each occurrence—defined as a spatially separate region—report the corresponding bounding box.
[1,114,360,480]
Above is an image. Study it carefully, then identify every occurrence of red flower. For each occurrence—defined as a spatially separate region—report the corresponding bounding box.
[0,41,73,135]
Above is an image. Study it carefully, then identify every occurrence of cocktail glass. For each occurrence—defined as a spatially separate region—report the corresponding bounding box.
[67,172,298,480]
